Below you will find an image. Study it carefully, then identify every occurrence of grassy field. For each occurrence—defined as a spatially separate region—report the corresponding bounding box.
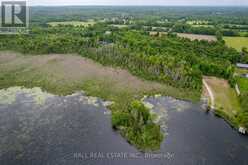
[48,21,96,27]
[224,37,248,51]
[203,76,240,117]
[237,77,248,93]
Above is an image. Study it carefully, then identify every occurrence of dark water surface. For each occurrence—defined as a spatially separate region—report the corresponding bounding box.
[0,91,248,165]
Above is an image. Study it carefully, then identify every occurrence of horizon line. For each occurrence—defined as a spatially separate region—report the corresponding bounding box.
[29,5,248,7]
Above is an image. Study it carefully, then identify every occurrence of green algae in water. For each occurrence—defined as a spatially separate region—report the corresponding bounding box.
[79,95,100,107]
[0,87,18,104]
[0,87,53,105]
[142,99,168,135]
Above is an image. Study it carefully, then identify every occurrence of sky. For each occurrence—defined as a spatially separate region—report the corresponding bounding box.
[29,0,248,6]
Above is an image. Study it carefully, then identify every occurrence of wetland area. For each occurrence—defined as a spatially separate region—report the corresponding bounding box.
[0,87,248,165]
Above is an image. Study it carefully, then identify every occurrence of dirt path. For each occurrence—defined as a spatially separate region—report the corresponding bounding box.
[203,79,215,110]
[203,76,240,116]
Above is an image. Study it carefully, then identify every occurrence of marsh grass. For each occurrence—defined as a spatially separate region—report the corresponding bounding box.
[0,52,200,150]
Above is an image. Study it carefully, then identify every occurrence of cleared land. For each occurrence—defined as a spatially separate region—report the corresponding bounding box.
[224,37,248,51]
[203,76,240,117]
[177,33,217,42]
[48,21,96,27]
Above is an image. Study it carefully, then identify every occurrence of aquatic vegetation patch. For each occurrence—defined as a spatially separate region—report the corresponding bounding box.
[79,95,100,107]
[143,101,154,110]
[102,101,114,107]
[158,96,192,112]
[142,96,195,135]
[0,87,53,105]
[173,101,191,112]
[0,87,18,104]
[142,99,169,134]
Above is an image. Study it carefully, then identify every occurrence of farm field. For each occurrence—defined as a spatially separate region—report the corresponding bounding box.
[110,24,129,28]
[48,21,96,27]
[224,37,248,51]
[177,33,217,42]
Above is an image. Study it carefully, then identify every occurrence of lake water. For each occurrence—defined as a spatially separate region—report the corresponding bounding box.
[0,88,248,165]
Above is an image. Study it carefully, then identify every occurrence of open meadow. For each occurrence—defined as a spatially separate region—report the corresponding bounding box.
[224,37,248,51]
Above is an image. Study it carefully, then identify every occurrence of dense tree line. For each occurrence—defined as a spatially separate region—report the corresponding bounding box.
[172,23,245,36]
[172,23,217,35]
[117,31,239,78]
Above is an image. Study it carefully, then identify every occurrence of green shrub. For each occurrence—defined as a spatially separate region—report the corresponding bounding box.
[237,92,248,129]
[128,100,151,125]
[112,112,134,128]
[112,100,164,151]
[237,112,248,129]
[141,123,164,150]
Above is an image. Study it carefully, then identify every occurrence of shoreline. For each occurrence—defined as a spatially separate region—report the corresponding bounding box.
[202,76,246,135]
[1,51,245,136]
[0,51,200,151]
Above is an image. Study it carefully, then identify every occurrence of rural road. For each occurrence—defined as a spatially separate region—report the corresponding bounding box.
[203,79,215,110]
